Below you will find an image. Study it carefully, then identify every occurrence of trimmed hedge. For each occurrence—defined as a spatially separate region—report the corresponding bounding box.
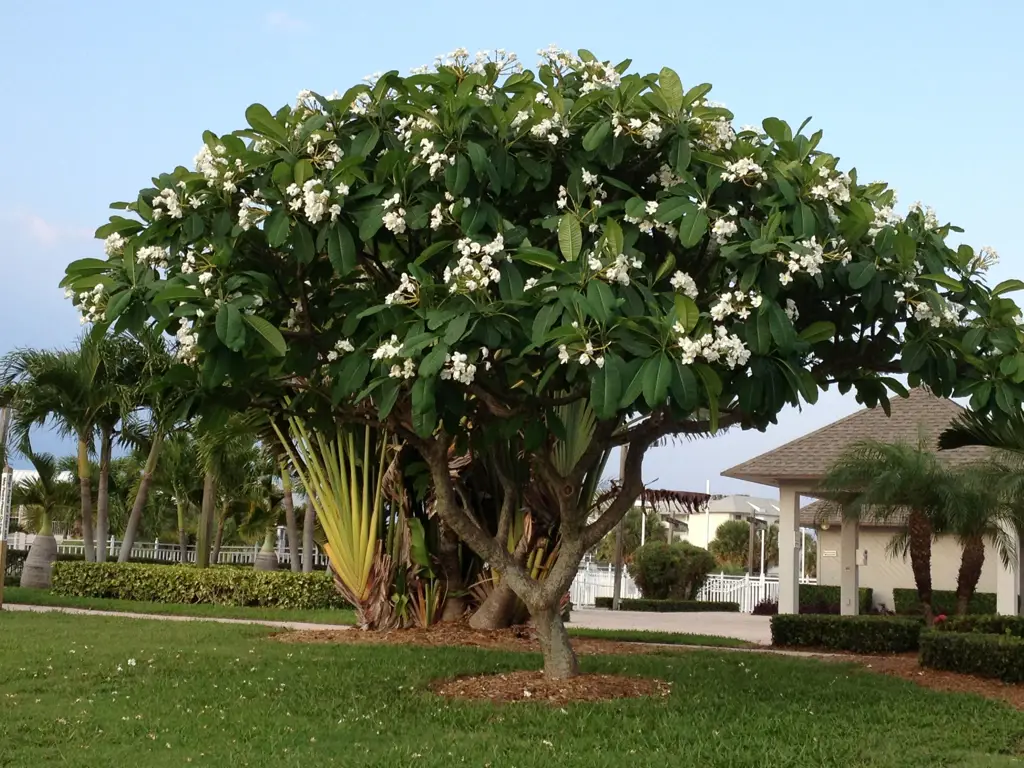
[771,614,922,653]
[594,597,739,612]
[798,585,874,615]
[936,615,1024,638]
[51,562,348,610]
[920,630,1024,683]
[893,588,996,616]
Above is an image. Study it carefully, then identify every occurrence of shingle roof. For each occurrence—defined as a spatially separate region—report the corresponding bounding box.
[800,498,909,528]
[722,387,989,486]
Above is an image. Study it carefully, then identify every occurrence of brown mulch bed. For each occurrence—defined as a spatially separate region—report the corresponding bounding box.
[276,621,684,658]
[432,670,671,705]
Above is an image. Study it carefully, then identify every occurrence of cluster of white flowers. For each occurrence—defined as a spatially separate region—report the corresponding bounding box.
[284,179,345,225]
[610,113,663,147]
[396,113,436,150]
[711,207,739,245]
[430,192,458,230]
[238,196,272,231]
[440,351,477,384]
[809,166,851,205]
[535,45,621,94]
[305,133,344,170]
[429,48,522,78]
[325,338,355,362]
[693,109,736,151]
[529,111,569,144]
[417,138,454,178]
[648,164,685,190]
[557,340,605,368]
[73,283,106,325]
[152,186,185,220]
[588,251,641,286]
[711,290,763,321]
[670,271,699,299]
[136,245,170,270]
[390,359,417,379]
[175,319,200,364]
[444,234,504,293]
[179,249,200,275]
[676,325,751,369]
[194,144,244,192]
[104,233,126,256]
[902,294,959,327]
[385,273,419,305]
[908,201,940,230]
[722,158,767,184]
[382,193,406,234]
[976,245,1000,272]
[777,237,825,286]
[373,334,403,361]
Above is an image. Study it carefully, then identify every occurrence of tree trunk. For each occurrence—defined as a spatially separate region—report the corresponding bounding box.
[77,435,96,562]
[907,508,934,623]
[95,426,113,562]
[281,469,300,573]
[176,499,188,563]
[196,471,216,568]
[532,605,579,679]
[254,528,279,571]
[437,523,467,622]
[469,580,519,629]
[20,529,58,590]
[302,501,315,573]
[955,535,986,616]
[211,502,227,565]
[119,432,163,562]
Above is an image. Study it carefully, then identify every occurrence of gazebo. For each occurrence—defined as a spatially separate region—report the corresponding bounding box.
[721,388,1018,615]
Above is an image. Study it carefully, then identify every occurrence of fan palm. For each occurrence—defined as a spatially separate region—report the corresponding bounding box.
[13,449,78,588]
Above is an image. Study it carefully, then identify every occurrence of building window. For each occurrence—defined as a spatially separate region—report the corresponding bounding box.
[733,514,742,521]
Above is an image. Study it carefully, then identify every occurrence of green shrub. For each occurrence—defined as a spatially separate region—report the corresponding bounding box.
[799,585,873,615]
[771,614,922,653]
[919,630,1024,683]
[594,597,739,612]
[935,615,1024,638]
[892,588,996,616]
[51,562,347,610]
[627,541,716,600]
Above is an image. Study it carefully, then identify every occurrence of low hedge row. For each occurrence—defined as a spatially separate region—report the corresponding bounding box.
[920,630,1024,683]
[893,588,996,616]
[594,597,739,612]
[799,585,874,615]
[51,562,348,610]
[771,614,922,654]
[935,615,1024,638]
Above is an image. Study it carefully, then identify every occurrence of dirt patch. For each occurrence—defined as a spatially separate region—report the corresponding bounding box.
[432,670,671,705]
[276,621,688,657]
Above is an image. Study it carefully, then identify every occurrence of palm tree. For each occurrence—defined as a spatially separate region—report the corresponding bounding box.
[819,438,953,622]
[13,449,77,588]
[157,431,203,560]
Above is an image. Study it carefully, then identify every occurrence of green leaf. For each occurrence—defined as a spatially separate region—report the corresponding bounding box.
[590,355,623,419]
[418,344,449,378]
[333,355,370,401]
[291,223,315,265]
[183,214,204,240]
[918,273,964,291]
[415,239,454,266]
[798,321,836,344]
[242,315,286,356]
[586,280,616,324]
[532,303,561,346]
[444,313,470,344]
[847,261,877,290]
[245,103,286,142]
[154,285,203,303]
[901,341,930,373]
[762,117,792,143]
[215,303,246,352]
[747,311,772,355]
[674,295,699,332]
[411,378,437,438]
[659,67,684,113]
[792,203,816,239]
[670,361,699,409]
[641,353,672,408]
[620,361,646,409]
[996,383,1016,415]
[677,204,709,248]
[452,154,470,195]
[328,224,357,276]
[558,214,582,261]
[603,218,624,257]
[264,209,291,247]
[377,380,400,420]
[466,142,490,176]
[582,120,611,151]
[625,198,648,220]
[669,137,691,176]
[894,232,916,266]
[1000,355,1019,377]
[768,305,796,350]
[65,257,115,275]
[516,247,560,270]
[293,159,314,185]
[103,290,133,323]
[993,279,1024,297]
[653,197,691,224]
[272,161,293,189]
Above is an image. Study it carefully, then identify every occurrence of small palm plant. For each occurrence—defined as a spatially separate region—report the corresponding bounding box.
[13,449,77,588]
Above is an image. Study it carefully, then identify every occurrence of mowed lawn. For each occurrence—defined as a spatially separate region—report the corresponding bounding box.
[1,613,1023,768]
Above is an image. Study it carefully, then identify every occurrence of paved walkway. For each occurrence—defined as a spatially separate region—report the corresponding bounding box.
[570,608,773,645]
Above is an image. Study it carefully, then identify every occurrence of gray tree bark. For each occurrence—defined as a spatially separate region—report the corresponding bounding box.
[196,471,216,568]
[281,470,300,572]
[301,502,315,573]
[77,436,96,563]
[20,534,58,590]
[95,427,113,562]
[118,433,163,562]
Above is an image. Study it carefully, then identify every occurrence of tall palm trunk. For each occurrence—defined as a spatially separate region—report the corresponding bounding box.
[955,535,986,616]
[95,426,113,561]
[254,528,279,571]
[196,471,217,568]
[119,432,164,562]
[211,501,228,565]
[907,508,934,622]
[21,512,57,590]
[302,502,315,573]
[281,469,300,572]
[176,499,188,562]
[77,435,96,562]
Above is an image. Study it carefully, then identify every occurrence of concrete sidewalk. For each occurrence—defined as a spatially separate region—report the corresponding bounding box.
[569,608,772,645]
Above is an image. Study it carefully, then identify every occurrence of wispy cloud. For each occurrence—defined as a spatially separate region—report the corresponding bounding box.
[3,210,91,247]
[265,10,306,30]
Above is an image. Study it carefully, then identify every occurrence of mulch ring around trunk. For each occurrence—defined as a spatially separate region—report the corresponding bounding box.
[432,670,672,705]
[275,620,689,658]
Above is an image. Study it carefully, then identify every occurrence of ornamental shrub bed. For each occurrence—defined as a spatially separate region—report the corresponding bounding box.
[919,630,1024,683]
[770,614,922,654]
[935,615,1024,638]
[51,562,348,610]
[893,588,996,616]
[593,597,739,612]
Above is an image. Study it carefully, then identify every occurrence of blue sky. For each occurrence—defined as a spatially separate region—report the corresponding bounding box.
[1,0,1020,494]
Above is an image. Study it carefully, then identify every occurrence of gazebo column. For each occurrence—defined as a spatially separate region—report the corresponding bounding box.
[839,519,859,616]
[997,519,1020,616]
[777,484,801,614]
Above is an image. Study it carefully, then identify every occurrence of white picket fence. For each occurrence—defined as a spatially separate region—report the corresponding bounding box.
[570,565,816,613]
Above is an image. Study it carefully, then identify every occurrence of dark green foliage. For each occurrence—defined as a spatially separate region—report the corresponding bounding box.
[627,540,716,600]
[771,614,922,653]
[893,587,996,616]
[799,585,874,614]
[594,596,738,612]
[51,562,347,610]
[919,630,1024,683]
[935,614,1024,637]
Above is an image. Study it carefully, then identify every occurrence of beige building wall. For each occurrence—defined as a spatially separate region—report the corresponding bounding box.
[815,527,998,610]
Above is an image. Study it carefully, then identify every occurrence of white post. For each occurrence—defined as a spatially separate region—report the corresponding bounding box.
[704,479,711,548]
[840,520,859,615]
[640,511,646,547]
[799,528,807,580]
[997,520,1020,615]
[778,485,800,614]
[759,527,766,580]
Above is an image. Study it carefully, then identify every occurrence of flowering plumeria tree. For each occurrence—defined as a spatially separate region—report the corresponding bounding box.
[64,46,1022,678]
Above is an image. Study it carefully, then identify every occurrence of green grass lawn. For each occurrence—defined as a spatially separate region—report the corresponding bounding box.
[1,612,1022,767]
[1,587,356,626]
[566,626,751,648]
